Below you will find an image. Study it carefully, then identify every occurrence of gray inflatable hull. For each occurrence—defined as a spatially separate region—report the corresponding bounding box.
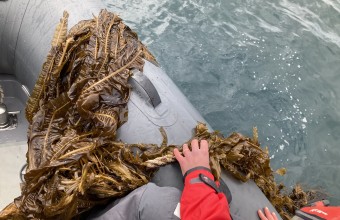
[0,1,282,219]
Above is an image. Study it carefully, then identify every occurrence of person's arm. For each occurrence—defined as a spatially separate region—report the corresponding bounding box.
[174,139,232,220]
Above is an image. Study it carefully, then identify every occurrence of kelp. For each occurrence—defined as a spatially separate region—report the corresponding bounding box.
[0,10,315,220]
[0,84,3,103]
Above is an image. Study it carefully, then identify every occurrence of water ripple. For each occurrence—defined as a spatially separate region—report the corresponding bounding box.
[273,0,340,48]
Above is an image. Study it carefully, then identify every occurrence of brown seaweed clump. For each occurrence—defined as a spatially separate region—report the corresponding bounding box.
[0,10,314,220]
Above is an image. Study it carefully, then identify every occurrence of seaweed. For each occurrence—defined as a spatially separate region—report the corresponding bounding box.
[0,84,3,103]
[0,10,315,220]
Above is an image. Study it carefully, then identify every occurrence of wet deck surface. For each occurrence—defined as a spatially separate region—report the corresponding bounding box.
[0,142,27,210]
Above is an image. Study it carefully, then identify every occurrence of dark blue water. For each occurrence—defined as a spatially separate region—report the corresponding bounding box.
[103,0,340,204]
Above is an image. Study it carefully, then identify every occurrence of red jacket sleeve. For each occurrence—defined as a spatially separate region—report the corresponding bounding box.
[180,168,232,220]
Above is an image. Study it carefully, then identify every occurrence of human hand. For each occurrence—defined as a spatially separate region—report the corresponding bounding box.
[173,139,210,175]
[258,207,278,220]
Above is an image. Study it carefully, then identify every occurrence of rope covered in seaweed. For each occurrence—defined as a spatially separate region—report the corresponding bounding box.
[0,10,315,220]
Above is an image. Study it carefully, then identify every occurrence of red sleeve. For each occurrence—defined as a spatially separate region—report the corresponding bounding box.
[180,169,232,220]
[297,201,340,219]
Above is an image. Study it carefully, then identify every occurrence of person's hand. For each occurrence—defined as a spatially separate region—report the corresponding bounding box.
[173,139,210,175]
[258,207,278,220]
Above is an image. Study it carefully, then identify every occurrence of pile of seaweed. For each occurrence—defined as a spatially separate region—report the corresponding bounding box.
[0,10,315,220]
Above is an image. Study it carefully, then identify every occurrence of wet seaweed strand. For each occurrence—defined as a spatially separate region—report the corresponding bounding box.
[0,84,3,103]
[0,10,314,220]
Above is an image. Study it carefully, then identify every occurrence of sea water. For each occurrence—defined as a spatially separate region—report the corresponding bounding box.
[103,0,340,205]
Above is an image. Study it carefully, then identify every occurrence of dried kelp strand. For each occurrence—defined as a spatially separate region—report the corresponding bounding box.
[0,10,316,220]
[0,84,4,103]
[52,11,69,48]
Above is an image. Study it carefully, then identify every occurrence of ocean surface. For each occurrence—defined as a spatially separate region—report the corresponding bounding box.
[102,0,340,204]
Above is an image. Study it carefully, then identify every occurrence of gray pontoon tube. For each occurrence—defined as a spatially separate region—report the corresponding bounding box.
[0,1,282,219]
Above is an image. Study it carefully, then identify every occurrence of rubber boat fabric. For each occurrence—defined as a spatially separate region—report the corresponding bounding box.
[0,1,285,219]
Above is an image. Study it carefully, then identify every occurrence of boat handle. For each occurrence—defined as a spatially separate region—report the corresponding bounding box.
[130,71,162,108]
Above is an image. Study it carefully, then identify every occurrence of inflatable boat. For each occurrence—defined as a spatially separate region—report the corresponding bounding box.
[0,1,282,219]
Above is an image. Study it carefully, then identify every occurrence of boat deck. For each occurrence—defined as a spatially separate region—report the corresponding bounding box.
[0,75,29,209]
